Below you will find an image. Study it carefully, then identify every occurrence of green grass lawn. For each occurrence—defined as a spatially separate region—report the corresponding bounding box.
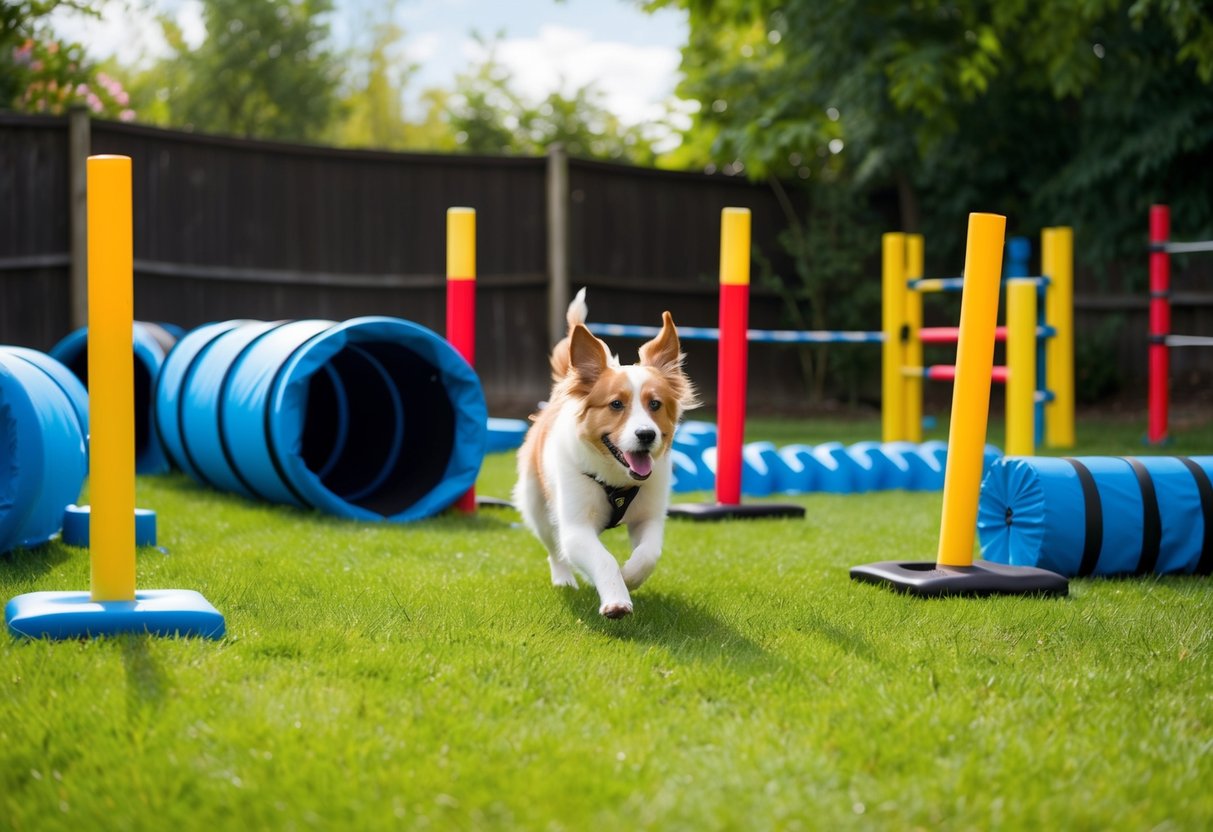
[2,413,1212,830]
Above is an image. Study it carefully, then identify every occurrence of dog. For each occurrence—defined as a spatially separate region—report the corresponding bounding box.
[514,288,698,618]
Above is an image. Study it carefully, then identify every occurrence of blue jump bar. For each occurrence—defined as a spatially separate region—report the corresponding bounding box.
[908,275,1052,292]
[587,323,885,345]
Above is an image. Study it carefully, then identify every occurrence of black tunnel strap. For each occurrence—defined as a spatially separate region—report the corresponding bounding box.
[1178,457,1213,575]
[1123,457,1162,576]
[1064,458,1103,577]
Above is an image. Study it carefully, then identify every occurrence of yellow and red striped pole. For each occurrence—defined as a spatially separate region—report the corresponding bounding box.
[936,213,1006,567]
[716,208,750,506]
[87,155,136,601]
[446,207,477,513]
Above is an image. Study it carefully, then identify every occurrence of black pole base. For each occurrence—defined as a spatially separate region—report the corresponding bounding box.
[849,560,1068,598]
[475,495,515,510]
[667,501,805,521]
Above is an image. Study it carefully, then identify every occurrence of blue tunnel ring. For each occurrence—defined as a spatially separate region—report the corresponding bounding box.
[157,317,487,522]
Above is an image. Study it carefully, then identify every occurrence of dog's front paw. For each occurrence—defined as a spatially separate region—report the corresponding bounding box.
[622,557,656,590]
[599,601,633,619]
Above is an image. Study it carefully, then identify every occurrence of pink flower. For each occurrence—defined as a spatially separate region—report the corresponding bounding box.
[86,92,103,113]
[119,109,135,122]
[116,90,130,106]
[76,83,89,96]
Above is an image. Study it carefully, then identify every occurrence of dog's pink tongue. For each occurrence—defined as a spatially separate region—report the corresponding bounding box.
[625,452,653,477]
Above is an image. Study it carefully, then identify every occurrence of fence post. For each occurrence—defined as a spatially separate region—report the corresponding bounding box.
[546,143,570,347]
[69,106,91,331]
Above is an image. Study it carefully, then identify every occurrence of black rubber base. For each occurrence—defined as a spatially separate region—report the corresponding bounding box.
[849,560,1069,598]
[667,502,806,521]
[475,495,515,510]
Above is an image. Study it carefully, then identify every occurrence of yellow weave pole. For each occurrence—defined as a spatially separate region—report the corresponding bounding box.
[936,213,1006,568]
[87,155,136,602]
[1005,278,1037,456]
[903,234,924,442]
[881,233,907,442]
[1043,226,1075,447]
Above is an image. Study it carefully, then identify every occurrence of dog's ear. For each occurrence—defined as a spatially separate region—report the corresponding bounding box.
[639,311,682,372]
[569,324,608,390]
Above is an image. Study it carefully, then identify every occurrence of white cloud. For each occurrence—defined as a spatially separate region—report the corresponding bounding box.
[465,24,683,128]
[48,0,204,66]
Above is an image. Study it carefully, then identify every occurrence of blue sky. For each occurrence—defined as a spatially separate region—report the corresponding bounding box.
[51,0,692,140]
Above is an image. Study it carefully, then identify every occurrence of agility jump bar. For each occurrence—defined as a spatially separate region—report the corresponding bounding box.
[919,324,1056,344]
[587,322,885,345]
[909,275,1051,293]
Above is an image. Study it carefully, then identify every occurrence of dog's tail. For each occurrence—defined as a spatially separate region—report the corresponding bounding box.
[566,286,588,333]
[549,287,601,381]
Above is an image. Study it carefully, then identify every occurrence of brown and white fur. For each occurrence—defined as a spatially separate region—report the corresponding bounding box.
[515,288,698,618]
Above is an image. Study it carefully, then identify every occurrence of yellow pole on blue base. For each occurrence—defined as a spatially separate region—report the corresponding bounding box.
[937,213,1006,568]
[881,233,907,442]
[87,155,136,602]
[903,234,925,443]
[1005,278,1037,456]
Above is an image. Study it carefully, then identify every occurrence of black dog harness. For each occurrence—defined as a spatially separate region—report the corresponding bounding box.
[584,473,640,530]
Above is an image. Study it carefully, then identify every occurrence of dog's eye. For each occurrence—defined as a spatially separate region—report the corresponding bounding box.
[609,399,625,411]
[648,399,662,412]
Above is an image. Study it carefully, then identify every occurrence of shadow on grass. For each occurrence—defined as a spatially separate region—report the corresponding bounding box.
[0,541,73,582]
[560,589,773,670]
[120,635,171,721]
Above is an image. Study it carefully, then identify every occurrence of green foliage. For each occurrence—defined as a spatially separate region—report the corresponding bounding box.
[1,1,134,118]
[439,35,658,162]
[655,0,1213,275]
[1074,313,1125,403]
[328,5,415,151]
[126,0,343,142]
[757,180,883,403]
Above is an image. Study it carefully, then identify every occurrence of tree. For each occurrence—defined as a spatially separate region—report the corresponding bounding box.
[127,0,343,142]
[2,1,135,118]
[437,35,657,163]
[646,0,1213,402]
[654,0,1213,268]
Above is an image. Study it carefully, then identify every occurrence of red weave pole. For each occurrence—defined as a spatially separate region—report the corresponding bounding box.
[920,326,1009,344]
[926,364,1009,384]
[716,282,748,505]
[446,279,476,366]
[1148,204,1170,444]
[446,273,476,513]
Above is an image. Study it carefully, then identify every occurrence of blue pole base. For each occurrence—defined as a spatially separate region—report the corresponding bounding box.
[5,589,225,640]
[61,505,158,548]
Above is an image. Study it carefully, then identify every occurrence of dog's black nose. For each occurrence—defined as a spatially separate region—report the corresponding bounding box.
[635,428,656,446]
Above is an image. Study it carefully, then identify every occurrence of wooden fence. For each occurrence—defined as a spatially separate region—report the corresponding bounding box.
[1,111,1210,416]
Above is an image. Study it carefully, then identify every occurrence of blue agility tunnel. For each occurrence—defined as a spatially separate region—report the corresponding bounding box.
[978,456,1213,577]
[50,321,181,474]
[0,347,89,554]
[154,317,487,522]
